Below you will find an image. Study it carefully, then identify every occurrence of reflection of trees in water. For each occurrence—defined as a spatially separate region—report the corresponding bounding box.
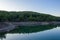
[9,25,57,33]
[0,33,6,40]
[0,25,58,40]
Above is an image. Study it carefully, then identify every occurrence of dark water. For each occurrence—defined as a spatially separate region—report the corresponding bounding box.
[0,25,60,40]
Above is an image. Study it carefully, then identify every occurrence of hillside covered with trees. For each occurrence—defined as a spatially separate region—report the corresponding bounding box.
[0,11,60,22]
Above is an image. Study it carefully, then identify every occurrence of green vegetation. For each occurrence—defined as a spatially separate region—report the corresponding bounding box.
[0,11,60,22]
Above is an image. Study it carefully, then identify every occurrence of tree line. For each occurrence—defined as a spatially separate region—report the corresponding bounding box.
[0,11,60,22]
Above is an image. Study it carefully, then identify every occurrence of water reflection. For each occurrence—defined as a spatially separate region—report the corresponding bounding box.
[0,25,59,40]
[0,33,6,40]
[9,25,57,33]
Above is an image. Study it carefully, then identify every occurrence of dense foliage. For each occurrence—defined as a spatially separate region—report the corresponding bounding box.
[0,11,60,22]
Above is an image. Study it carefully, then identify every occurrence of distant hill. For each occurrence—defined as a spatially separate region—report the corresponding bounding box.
[0,11,60,22]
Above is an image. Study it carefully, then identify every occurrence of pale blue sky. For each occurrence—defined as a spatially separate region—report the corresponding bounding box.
[0,0,60,16]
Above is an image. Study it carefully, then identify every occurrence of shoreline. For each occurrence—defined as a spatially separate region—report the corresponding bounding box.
[0,22,60,32]
[0,21,60,26]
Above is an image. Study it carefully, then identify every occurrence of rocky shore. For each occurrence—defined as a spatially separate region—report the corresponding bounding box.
[11,22,60,26]
[0,22,60,32]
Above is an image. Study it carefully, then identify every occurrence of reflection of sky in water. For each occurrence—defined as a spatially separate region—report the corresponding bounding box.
[1,27,60,40]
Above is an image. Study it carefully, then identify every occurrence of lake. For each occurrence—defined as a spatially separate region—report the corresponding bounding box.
[0,25,60,40]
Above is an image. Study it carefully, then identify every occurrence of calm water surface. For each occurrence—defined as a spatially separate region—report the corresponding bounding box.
[0,25,60,40]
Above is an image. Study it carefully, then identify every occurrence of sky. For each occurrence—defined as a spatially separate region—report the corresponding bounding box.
[0,0,60,16]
